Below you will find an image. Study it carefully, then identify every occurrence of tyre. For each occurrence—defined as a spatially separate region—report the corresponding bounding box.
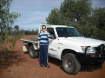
[62,53,81,74]
[28,45,38,58]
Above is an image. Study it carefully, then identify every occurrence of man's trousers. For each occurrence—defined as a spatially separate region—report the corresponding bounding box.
[39,44,48,66]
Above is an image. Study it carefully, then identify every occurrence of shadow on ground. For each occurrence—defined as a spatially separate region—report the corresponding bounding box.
[80,64,102,72]
[49,57,103,72]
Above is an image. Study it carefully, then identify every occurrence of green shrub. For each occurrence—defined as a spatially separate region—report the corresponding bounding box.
[71,24,105,40]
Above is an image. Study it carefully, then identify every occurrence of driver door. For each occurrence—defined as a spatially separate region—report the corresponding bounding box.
[47,28,59,56]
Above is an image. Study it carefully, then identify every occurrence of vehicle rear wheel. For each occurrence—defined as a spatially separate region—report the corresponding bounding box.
[28,45,38,58]
[62,53,81,74]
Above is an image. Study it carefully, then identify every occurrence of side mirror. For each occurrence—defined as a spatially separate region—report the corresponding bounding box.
[50,35,55,39]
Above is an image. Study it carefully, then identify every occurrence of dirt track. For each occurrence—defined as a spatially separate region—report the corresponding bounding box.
[0,35,105,78]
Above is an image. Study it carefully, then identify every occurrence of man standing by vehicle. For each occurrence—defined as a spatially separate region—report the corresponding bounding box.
[38,25,50,68]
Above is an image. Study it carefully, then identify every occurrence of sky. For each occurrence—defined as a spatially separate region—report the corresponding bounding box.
[10,0,63,30]
[10,0,105,30]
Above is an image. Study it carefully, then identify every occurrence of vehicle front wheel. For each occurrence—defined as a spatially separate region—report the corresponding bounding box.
[62,53,81,74]
[28,45,38,58]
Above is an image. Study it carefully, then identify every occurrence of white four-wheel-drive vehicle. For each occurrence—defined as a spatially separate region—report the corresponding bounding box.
[21,25,105,74]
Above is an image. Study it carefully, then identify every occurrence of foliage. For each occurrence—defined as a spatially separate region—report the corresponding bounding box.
[91,8,105,30]
[0,0,19,41]
[0,35,21,67]
[11,29,38,36]
[60,0,91,24]
[46,0,105,40]
[46,8,63,25]
[14,25,19,32]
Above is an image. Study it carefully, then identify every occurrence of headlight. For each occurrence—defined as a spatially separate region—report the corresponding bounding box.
[81,46,96,53]
[86,46,96,53]
[81,46,88,52]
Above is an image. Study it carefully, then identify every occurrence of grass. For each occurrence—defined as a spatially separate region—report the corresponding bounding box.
[0,35,22,69]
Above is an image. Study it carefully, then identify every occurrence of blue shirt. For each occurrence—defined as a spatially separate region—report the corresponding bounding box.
[38,31,50,45]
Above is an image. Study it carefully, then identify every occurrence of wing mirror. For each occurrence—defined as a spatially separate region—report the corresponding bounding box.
[50,35,55,39]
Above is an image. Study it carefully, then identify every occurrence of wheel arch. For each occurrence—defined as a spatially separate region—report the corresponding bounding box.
[61,49,77,59]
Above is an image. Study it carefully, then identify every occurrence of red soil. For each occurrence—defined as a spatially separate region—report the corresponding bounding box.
[0,35,105,78]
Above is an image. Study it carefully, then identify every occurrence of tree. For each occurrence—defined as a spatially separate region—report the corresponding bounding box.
[46,0,105,40]
[0,0,19,40]
[46,8,63,25]
[60,0,91,24]
[47,0,91,25]
[14,25,19,32]
[92,8,105,30]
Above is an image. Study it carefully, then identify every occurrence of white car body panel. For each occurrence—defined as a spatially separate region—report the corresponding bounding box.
[21,25,105,61]
[46,25,105,60]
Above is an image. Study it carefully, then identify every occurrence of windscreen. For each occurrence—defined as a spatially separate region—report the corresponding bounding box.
[56,27,81,37]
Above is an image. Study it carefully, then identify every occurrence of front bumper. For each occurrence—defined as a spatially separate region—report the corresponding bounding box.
[78,44,105,64]
[76,52,105,64]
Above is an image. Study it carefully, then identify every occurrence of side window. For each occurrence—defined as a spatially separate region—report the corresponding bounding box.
[47,28,56,39]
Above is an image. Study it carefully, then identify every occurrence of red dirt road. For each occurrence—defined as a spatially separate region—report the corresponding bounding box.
[0,36,105,78]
